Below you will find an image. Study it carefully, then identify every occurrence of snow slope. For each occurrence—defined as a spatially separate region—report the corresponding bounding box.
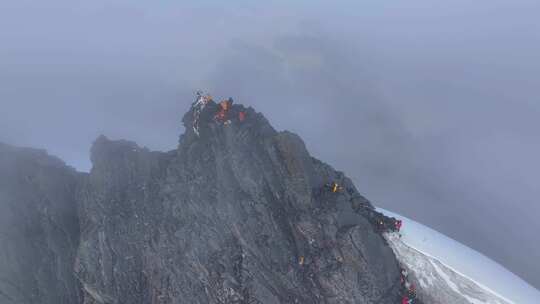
[385,232,510,304]
[378,208,540,304]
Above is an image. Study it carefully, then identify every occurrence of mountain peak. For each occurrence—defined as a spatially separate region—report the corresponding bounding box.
[1,94,409,304]
[180,96,274,144]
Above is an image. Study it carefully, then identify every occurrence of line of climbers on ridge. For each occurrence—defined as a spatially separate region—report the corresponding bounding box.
[323,181,415,303]
[400,267,417,304]
[322,181,403,234]
[320,181,413,303]
[296,181,405,266]
[191,91,247,136]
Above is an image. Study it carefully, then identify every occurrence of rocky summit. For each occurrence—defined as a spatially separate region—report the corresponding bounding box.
[0,99,406,304]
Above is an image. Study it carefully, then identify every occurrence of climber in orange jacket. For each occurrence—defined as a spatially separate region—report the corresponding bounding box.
[215,98,233,124]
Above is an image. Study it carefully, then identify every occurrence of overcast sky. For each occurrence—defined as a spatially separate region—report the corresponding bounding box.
[1,0,539,289]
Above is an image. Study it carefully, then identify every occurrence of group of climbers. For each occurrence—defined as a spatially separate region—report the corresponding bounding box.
[214,97,247,125]
[214,98,234,125]
[303,180,417,302]
[400,268,417,303]
[320,181,404,236]
[191,91,248,136]
[373,213,402,234]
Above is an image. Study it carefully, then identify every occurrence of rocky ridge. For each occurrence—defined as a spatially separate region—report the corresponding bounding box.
[0,99,408,304]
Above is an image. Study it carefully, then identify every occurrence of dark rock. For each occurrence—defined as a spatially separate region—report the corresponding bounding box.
[0,143,82,304]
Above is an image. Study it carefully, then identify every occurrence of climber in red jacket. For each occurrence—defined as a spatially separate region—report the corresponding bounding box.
[395,220,403,232]
[239,111,246,122]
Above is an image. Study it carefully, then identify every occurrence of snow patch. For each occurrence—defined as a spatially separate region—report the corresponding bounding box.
[378,207,540,304]
[430,259,460,293]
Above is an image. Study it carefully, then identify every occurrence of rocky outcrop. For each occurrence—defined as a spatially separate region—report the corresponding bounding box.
[0,144,82,304]
[0,100,405,304]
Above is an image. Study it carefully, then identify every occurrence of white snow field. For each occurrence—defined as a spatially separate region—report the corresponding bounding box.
[378,208,540,304]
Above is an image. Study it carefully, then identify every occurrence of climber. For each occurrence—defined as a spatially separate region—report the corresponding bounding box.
[299,256,305,266]
[401,268,408,277]
[215,98,234,124]
[221,97,233,109]
[401,268,408,281]
[395,220,403,232]
[406,284,417,302]
[400,270,408,286]
[377,219,386,231]
[193,92,213,108]
[401,296,409,304]
[239,111,246,122]
[404,280,412,291]
[324,182,343,193]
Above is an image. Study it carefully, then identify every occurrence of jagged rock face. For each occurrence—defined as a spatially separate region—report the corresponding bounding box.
[0,144,82,304]
[75,102,401,304]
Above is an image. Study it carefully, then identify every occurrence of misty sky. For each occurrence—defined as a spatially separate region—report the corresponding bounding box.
[1,0,539,289]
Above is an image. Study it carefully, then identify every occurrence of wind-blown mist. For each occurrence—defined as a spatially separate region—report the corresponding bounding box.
[1,0,539,289]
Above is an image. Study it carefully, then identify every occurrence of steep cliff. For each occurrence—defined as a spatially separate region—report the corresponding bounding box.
[75,101,402,304]
[0,144,82,304]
